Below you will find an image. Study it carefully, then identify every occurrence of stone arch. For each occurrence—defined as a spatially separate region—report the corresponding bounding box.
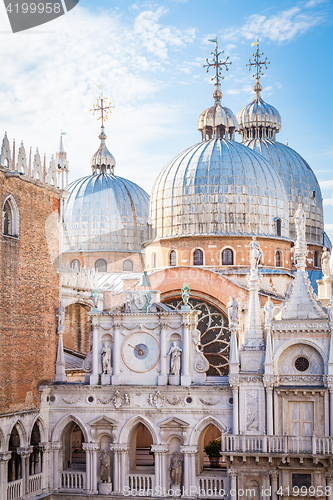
[274,339,327,375]
[190,417,226,473]
[29,415,47,444]
[0,427,5,452]
[189,416,227,446]
[52,414,90,444]
[7,418,27,449]
[119,415,159,446]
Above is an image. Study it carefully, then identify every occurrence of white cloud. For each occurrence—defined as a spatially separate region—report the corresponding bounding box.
[222,4,324,43]
[319,180,333,189]
[323,198,333,205]
[0,5,196,191]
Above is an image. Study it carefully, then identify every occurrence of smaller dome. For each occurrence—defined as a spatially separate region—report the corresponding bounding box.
[237,83,281,141]
[90,126,116,175]
[198,83,237,141]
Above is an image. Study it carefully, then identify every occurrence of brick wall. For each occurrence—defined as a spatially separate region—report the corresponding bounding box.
[64,303,91,354]
[0,169,60,414]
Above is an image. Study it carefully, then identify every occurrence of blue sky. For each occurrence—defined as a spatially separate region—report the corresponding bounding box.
[0,0,332,236]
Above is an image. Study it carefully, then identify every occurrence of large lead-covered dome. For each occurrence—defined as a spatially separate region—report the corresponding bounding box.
[150,138,289,239]
[64,127,149,252]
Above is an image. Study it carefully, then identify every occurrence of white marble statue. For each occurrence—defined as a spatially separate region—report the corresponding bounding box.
[100,450,111,482]
[327,299,333,325]
[249,236,262,271]
[322,247,330,278]
[167,342,182,375]
[57,302,65,329]
[294,204,306,246]
[264,298,274,328]
[101,344,112,374]
[227,297,239,327]
[170,451,183,485]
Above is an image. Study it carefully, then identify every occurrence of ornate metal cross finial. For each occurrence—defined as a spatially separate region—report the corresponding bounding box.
[90,85,114,128]
[203,38,232,85]
[246,40,270,83]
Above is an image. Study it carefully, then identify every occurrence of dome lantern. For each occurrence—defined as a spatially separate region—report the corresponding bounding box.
[198,39,237,141]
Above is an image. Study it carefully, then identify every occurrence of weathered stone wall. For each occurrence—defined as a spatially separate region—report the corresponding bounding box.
[0,169,60,414]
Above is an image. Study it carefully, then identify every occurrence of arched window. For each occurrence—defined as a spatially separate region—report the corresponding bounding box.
[222,248,234,265]
[193,249,203,266]
[276,218,282,237]
[314,251,319,268]
[129,422,154,472]
[8,426,21,482]
[151,252,157,269]
[70,259,80,271]
[123,259,133,272]
[2,196,19,237]
[95,259,107,273]
[30,422,42,475]
[169,250,177,267]
[275,250,282,267]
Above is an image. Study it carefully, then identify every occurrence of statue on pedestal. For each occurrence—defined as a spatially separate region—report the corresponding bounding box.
[167,343,182,375]
[57,302,65,330]
[249,236,262,272]
[181,284,190,307]
[100,450,111,482]
[294,204,306,247]
[227,297,239,327]
[101,344,112,374]
[170,451,183,486]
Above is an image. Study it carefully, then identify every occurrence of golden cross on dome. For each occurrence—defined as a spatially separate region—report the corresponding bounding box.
[203,38,232,85]
[246,40,270,82]
[90,85,114,128]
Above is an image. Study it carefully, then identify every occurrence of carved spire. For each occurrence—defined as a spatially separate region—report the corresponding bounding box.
[244,237,264,348]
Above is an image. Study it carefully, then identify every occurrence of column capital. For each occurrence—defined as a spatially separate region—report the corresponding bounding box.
[110,443,128,453]
[179,445,198,455]
[51,442,63,451]
[229,470,238,478]
[39,442,52,452]
[325,472,333,480]
[263,376,275,390]
[17,446,33,458]
[150,444,169,454]
[0,451,12,462]
[269,470,279,478]
[82,442,100,452]
[229,376,239,391]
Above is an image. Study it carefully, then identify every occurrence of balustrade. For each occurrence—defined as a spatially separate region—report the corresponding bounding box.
[126,473,155,495]
[28,473,42,494]
[198,476,225,497]
[60,470,86,490]
[7,479,22,500]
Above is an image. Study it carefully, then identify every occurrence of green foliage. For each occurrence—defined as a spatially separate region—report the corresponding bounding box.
[204,439,221,457]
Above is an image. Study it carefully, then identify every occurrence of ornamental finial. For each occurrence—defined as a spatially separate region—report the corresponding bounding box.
[90,85,114,129]
[203,38,231,104]
[245,40,270,98]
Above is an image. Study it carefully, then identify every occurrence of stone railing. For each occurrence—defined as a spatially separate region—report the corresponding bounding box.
[221,434,333,455]
[7,479,22,500]
[60,470,86,490]
[126,473,155,494]
[28,472,42,494]
[61,266,98,290]
[198,475,225,497]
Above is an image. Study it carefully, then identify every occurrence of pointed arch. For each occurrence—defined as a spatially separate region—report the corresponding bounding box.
[189,416,227,446]
[0,426,5,452]
[51,414,90,443]
[29,415,47,444]
[119,415,160,445]
[2,194,19,237]
[7,418,27,449]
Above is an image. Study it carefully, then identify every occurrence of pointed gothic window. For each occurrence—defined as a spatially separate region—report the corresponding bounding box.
[276,218,282,237]
[193,249,203,266]
[2,197,19,237]
[275,250,282,267]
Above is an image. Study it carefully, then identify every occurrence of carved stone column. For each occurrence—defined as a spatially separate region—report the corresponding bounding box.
[264,377,274,435]
[181,316,191,386]
[229,470,238,500]
[158,322,168,385]
[17,446,33,495]
[51,442,62,490]
[82,443,92,491]
[91,443,100,493]
[0,452,11,500]
[151,445,168,493]
[112,320,121,385]
[269,470,279,500]
[111,444,127,494]
[179,446,197,498]
[90,315,100,385]
[325,472,333,500]
[229,377,239,435]
[40,442,51,490]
